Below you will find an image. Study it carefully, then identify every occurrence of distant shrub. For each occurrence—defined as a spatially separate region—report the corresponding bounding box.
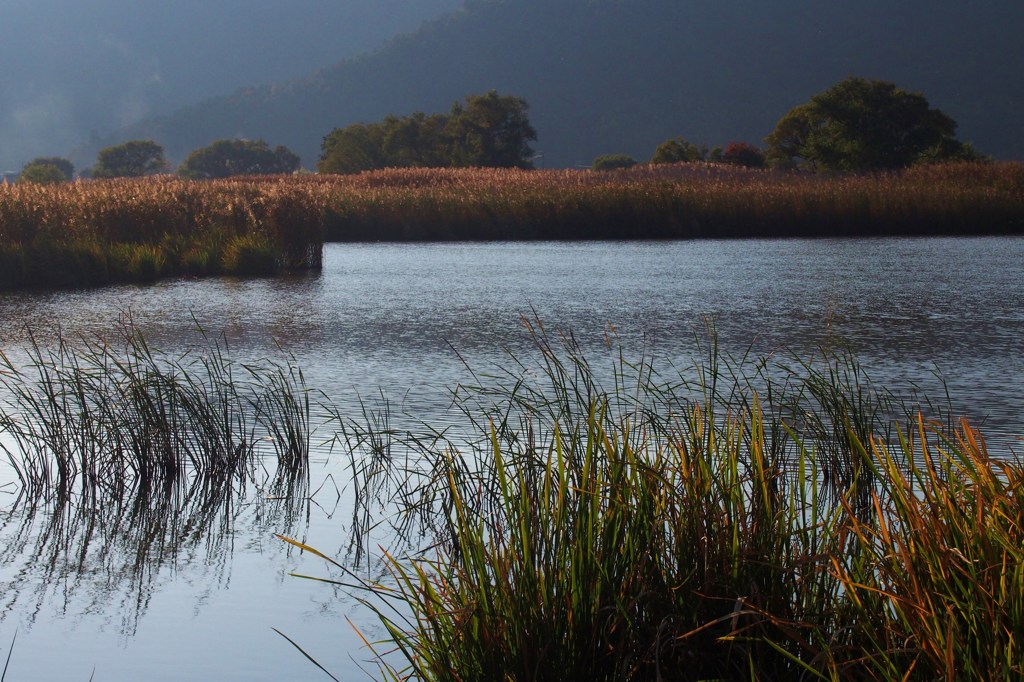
[651,137,707,164]
[721,142,765,168]
[179,139,301,179]
[19,157,75,184]
[93,140,168,178]
[591,154,638,171]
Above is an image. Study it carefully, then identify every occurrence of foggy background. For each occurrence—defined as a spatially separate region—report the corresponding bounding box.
[0,0,459,171]
[2,0,1022,172]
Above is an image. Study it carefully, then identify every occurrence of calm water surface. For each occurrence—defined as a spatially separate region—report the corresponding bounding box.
[0,238,1021,680]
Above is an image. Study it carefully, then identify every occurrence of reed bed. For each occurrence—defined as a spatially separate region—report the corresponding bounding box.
[285,319,1022,681]
[2,162,1020,290]
[311,161,1024,241]
[0,176,324,290]
[0,322,312,500]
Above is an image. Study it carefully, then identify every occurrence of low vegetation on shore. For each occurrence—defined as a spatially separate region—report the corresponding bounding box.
[0,160,1021,291]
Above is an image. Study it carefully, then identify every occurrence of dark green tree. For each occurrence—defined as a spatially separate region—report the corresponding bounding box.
[446,91,537,168]
[178,139,301,179]
[93,140,168,178]
[650,137,708,164]
[318,123,388,174]
[318,92,537,174]
[19,157,74,183]
[591,154,637,171]
[381,112,450,168]
[18,156,74,183]
[765,77,977,172]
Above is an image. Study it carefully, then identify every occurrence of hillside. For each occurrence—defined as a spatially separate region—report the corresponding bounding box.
[80,0,1024,169]
[0,0,460,171]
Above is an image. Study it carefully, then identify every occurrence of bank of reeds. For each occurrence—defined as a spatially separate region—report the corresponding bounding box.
[2,162,1021,290]
[0,176,324,290]
[0,322,312,500]
[285,320,1022,680]
[313,161,1024,241]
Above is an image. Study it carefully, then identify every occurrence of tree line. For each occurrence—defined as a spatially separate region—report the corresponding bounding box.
[596,77,979,172]
[317,91,537,173]
[10,77,981,185]
[14,139,303,183]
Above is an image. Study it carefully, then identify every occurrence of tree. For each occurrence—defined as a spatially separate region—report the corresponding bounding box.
[381,112,450,168]
[765,77,976,172]
[721,142,765,168]
[93,140,168,178]
[591,154,637,171]
[318,92,537,174]
[318,123,388,174]
[19,157,74,183]
[650,137,708,164]
[178,139,301,179]
[446,91,537,168]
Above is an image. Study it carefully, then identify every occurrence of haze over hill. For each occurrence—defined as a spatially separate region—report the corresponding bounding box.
[0,0,461,171]
[11,0,1023,172]
[81,0,1024,171]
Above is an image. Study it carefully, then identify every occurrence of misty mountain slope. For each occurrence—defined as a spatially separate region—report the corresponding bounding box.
[86,0,1024,169]
[0,0,461,171]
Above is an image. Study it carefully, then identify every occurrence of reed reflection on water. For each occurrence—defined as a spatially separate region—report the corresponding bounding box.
[0,462,310,637]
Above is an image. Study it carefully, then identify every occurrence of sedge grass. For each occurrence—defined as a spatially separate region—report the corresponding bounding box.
[284,319,1022,681]
[0,322,313,500]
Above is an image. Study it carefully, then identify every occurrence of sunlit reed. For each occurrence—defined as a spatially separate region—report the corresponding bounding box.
[0,176,324,289]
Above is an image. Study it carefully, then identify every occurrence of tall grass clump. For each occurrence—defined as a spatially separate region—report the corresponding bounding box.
[285,319,1022,681]
[0,322,312,500]
[840,419,1023,679]
[220,233,281,276]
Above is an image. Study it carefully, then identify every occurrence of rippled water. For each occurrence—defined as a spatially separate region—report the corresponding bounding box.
[0,238,1021,679]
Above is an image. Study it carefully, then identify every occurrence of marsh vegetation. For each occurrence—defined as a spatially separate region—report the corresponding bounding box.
[288,320,1023,681]
[0,177,324,290]
[0,321,312,499]
[2,161,1021,291]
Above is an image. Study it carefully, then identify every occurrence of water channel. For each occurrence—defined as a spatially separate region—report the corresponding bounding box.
[0,238,1021,680]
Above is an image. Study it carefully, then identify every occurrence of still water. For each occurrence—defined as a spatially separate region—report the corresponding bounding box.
[0,238,1021,680]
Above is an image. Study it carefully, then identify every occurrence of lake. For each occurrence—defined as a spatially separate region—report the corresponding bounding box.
[0,238,1021,680]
